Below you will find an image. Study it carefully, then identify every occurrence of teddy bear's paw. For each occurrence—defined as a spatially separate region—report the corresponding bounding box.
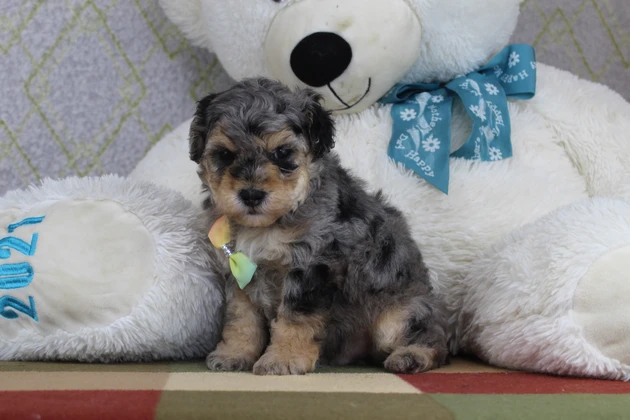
[384,346,442,374]
[252,350,316,376]
[206,351,256,372]
[573,244,630,367]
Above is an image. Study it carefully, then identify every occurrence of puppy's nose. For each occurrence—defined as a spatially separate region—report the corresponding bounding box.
[238,188,267,208]
[290,32,352,87]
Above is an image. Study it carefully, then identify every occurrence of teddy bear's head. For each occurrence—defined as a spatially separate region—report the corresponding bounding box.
[160,0,523,113]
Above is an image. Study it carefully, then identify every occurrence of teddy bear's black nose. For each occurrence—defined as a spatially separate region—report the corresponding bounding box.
[290,32,353,88]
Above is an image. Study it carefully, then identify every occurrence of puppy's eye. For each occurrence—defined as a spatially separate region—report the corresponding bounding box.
[212,148,236,168]
[272,146,293,161]
[270,146,298,174]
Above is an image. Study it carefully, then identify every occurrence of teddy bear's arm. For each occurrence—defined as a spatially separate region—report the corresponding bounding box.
[533,64,630,200]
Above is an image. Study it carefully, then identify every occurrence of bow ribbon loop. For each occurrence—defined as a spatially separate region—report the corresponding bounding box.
[380,44,537,194]
[208,216,257,289]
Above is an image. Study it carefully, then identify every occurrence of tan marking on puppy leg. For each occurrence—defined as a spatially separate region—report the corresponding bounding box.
[374,306,447,373]
[253,312,324,376]
[384,345,440,374]
[206,288,267,372]
[373,306,410,354]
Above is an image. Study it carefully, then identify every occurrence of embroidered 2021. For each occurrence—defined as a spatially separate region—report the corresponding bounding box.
[0,216,45,321]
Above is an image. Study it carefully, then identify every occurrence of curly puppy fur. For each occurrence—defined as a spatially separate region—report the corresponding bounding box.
[190,78,449,375]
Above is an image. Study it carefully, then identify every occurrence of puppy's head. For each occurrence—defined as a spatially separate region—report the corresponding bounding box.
[190,78,335,228]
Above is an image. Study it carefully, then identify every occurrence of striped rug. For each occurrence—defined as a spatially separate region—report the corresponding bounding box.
[2,358,630,419]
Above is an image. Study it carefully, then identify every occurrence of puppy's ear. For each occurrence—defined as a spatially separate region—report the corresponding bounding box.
[302,90,335,159]
[189,93,219,164]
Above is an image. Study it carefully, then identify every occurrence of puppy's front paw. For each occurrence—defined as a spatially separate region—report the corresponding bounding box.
[384,346,441,374]
[206,351,256,372]
[252,351,316,376]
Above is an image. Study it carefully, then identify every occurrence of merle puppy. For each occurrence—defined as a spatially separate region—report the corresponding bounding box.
[190,78,448,375]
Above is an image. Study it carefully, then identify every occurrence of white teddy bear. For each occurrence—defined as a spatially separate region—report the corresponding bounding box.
[132,0,630,379]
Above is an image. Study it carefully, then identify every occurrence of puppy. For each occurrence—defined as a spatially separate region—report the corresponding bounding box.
[191,78,449,375]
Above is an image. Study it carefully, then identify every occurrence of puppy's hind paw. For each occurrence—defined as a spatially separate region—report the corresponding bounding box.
[384,346,442,374]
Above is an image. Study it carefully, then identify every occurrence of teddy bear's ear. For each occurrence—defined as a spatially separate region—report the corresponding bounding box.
[159,0,213,51]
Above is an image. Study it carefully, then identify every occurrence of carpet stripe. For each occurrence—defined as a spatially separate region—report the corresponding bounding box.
[164,372,420,393]
[399,372,630,394]
[433,358,512,373]
[1,371,420,394]
[0,391,162,420]
[0,372,170,391]
[0,361,186,372]
[155,391,453,420]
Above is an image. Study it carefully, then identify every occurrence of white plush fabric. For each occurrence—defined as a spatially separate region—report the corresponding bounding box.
[1,200,156,336]
[0,176,223,362]
[130,120,203,210]
[147,0,630,378]
[456,198,630,381]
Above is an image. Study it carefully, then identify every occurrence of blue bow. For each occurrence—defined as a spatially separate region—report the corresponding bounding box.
[380,44,537,194]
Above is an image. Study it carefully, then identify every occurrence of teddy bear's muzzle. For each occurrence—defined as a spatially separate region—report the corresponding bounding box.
[264,0,422,114]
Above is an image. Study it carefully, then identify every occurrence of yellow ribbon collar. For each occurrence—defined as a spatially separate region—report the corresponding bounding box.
[208,216,257,289]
